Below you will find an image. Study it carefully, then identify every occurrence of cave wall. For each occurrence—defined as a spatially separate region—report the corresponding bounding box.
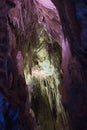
[0,0,21,129]
[8,0,87,129]
[0,1,35,130]
[1,0,87,130]
[0,0,15,90]
[52,0,87,129]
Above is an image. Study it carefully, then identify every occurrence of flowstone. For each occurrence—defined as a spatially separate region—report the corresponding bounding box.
[24,29,70,130]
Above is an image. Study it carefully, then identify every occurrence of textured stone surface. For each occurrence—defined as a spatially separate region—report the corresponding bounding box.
[1,0,87,130]
[52,0,87,130]
[0,1,20,130]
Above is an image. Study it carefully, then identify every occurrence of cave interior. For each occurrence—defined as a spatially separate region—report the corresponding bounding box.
[0,0,87,130]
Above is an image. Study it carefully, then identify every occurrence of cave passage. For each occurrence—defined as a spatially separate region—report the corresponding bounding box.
[0,0,87,130]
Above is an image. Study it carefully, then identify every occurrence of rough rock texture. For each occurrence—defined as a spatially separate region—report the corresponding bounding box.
[0,0,35,130]
[0,0,15,89]
[28,29,70,130]
[52,0,87,130]
[1,0,87,130]
[0,0,20,129]
[33,0,63,46]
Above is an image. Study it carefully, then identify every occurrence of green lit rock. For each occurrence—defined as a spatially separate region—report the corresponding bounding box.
[24,29,70,130]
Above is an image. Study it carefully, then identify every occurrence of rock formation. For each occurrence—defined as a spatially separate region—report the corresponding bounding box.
[0,0,87,130]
